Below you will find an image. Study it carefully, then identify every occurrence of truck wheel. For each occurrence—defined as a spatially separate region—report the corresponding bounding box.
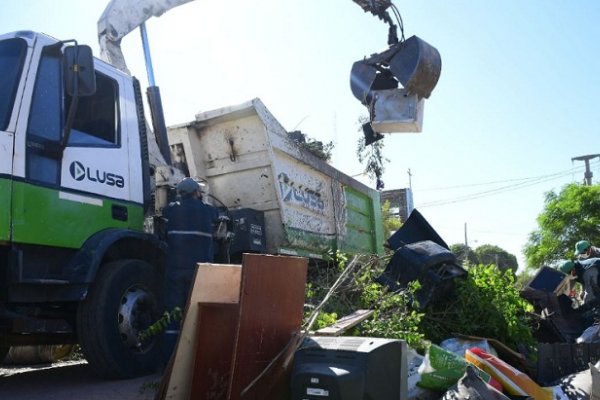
[0,346,8,364]
[77,259,162,379]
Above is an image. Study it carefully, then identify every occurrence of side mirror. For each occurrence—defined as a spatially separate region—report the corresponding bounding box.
[64,45,96,97]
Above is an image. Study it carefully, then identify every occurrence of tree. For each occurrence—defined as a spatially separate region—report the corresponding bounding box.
[524,183,600,268]
[474,244,518,273]
[381,200,402,240]
[356,116,388,190]
[450,243,479,266]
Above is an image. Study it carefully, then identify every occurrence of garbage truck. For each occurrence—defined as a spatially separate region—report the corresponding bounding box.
[0,0,441,379]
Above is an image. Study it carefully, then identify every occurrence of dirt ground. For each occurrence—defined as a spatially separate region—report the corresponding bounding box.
[0,360,163,400]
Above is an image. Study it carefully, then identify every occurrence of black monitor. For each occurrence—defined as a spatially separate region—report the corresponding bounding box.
[290,336,407,400]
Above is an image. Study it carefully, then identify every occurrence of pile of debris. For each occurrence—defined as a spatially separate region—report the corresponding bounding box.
[371,209,600,400]
[152,209,600,399]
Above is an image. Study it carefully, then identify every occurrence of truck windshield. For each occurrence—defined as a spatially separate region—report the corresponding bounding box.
[0,38,27,131]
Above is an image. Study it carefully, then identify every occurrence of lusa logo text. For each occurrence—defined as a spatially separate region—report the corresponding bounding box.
[69,161,125,188]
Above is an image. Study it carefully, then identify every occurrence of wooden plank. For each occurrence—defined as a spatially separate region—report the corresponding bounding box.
[189,303,240,399]
[160,263,242,400]
[227,254,308,400]
[194,263,242,303]
[315,309,374,336]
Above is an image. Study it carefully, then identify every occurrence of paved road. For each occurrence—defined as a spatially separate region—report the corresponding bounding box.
[0,361,162,400]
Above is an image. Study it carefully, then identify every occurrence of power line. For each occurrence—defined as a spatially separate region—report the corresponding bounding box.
[417,166,586,208]
[417,163,597,192]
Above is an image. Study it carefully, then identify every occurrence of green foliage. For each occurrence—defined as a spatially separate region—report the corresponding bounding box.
[524,183,600,268]
[304,252,425,349]
[304,251,356,328]
[356,116,388,190]
[514,269,536,290]
[474,244,519,273]
[420,264,535,351]
[305,251,535,354]
[288,130,334,161]
[310,311,338,330]
[382,200,402,239]
[360,281,426,349]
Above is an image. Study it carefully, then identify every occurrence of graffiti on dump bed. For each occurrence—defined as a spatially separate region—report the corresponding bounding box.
[278,172,325,213]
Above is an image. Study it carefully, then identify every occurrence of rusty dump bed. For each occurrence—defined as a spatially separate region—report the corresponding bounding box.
[167,98,384,259]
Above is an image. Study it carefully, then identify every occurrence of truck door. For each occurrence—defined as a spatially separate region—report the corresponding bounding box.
[0,38,28,243]
[12,43,144,249]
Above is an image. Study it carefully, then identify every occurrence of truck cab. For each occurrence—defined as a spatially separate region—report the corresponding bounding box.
[0,31,164,378]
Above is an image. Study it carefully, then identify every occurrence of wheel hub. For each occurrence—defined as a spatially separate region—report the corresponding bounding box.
[117,285,156,350]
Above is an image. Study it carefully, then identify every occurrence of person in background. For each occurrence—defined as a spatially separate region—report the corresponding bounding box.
[161,177,219,362]
[574,240,600,260]
[560,258,600,305]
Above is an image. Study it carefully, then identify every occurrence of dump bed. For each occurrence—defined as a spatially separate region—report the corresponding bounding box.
[168,99,384,259]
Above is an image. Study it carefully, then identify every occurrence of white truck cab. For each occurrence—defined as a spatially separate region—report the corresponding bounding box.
[0,31,163,378]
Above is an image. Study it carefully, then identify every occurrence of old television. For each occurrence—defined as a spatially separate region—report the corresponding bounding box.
[291,336,407,400]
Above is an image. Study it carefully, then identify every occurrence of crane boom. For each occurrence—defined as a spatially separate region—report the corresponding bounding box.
[98,0,195,73]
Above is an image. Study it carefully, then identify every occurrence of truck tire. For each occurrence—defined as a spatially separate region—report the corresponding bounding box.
[77,259,162,379]
[0,346,8,364]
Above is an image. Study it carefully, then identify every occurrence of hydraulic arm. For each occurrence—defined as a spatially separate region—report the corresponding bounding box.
[98,0,195,73]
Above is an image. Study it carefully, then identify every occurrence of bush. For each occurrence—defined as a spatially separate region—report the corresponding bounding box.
[304,255,535,354]
[359,281,425,350]
[304,253,426,349]
[419,264,535,351]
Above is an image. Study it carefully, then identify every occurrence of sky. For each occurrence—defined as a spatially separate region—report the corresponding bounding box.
[3,0,600,270]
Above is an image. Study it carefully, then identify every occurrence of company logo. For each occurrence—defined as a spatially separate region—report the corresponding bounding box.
[69,161,125,188]
[277,172,325,212]
[70,161,86,181]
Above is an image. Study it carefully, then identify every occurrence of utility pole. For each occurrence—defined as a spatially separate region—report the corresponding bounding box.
[572,154,600,185]
[463,222,469,266]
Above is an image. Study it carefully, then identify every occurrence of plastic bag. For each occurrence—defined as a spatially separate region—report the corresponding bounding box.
[465,347,554,400]
[406,347,438,400]
[577,324,600,344]
[417,344,500,392]
[591,362,600,400]
[440,337,497,358]
[441,365,511,400]
[555,366,593,400]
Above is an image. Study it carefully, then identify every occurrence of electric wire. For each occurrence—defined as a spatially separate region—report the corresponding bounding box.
[418,173,573,208]
[418,164,594,192]
[416,165,592,208]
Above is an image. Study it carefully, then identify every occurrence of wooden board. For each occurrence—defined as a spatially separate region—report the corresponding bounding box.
[161,263,242,400]
[194,263,242,303]
[189,303,240,399]
[315,309,374,336]
[227,254,308,400]
[159,256,307,400]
